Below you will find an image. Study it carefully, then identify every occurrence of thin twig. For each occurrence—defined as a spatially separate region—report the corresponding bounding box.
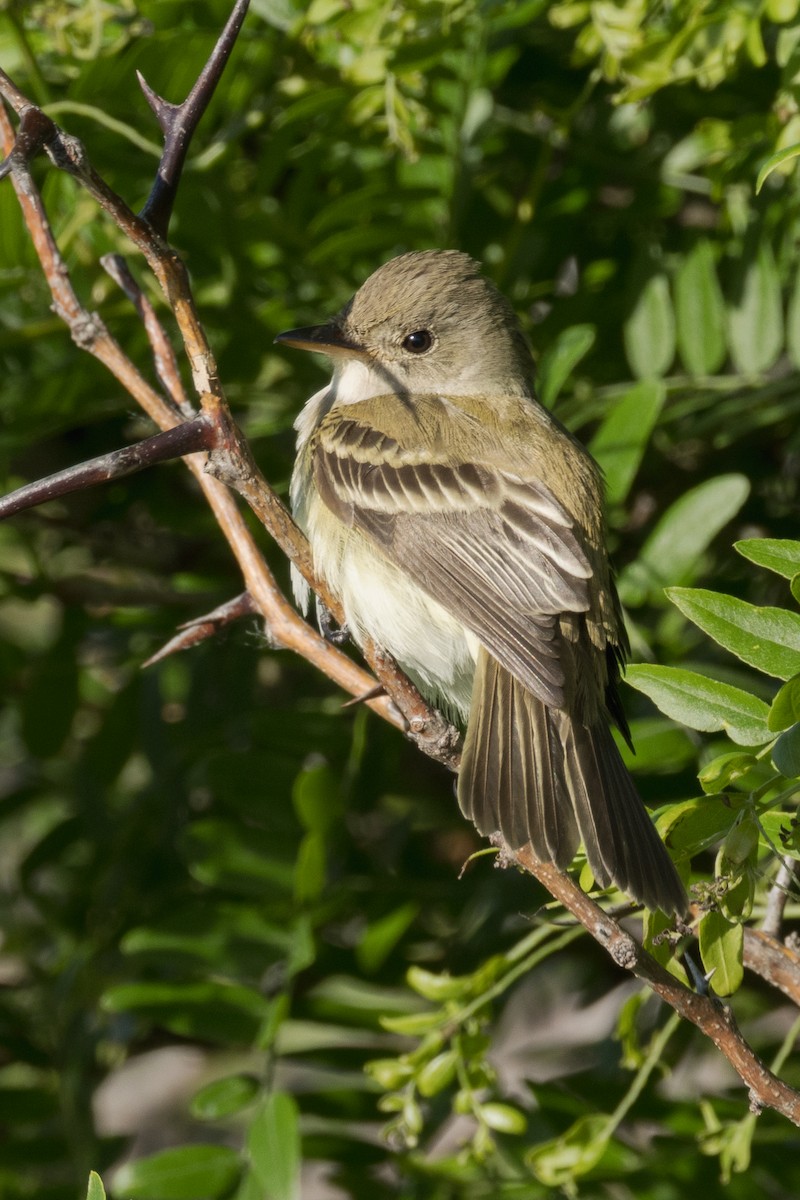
[101,253,195,417]
[762,857,798,940]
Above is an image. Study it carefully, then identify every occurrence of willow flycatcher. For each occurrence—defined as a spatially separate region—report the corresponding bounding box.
[277,250,686,915]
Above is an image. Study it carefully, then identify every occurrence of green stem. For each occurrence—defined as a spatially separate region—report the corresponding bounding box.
[601,1008,682,1138]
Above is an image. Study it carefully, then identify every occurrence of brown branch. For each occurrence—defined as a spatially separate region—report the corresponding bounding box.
[744,928,800,1008]
[137,0,251,236]
[762,857,798,940]
[101,253,194,418]
[0,418,217,520]
[515,850,800,1124]
[142,591,258,667]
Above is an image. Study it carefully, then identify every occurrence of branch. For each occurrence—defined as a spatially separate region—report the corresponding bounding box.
[0,89,407,735]
[137,0,251,236]
[762,857,798,940]
[744,928,800,1008]
[0,418,217,520]
[515,850,800,1125]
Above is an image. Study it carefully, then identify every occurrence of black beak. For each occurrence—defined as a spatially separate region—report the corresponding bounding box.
[274,322,365,357]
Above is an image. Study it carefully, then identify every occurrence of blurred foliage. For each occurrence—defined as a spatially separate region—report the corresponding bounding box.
[1,0,800,1198]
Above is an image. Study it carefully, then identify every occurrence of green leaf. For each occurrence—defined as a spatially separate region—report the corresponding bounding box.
[380,1010,443,1035]
[101,980,269,1044]
[247,1093,301,1200]
[588,379,665,505]
[658,795,745,857]
[528,1114,610,1186]
[759,811,800,859]
[735,537,800,580]
[698,910,743,996]
[773,723,800,777]
[626,665,771,745]
[479,1102,528,1135]
[756,141,800,193]
[719,813,759,866]
[191,1074,260,1121]
[617,475,750,606]
[86,1172,106,1200]
[624,269,675,379]
[666,588,800,680]
[538,324,596,407]
[698,752,760,794]
[294,830,326,903]
[366,1057,414,1089]
[674,240,727,376]
[292,762,342,833]
[728,239,783,377]
[769,675,800,731]
[407,965,470,1001]
[114,1146,241,1200]
[643,910,689,984]
[416,1050,458,1097]
[615,717,697,774]
[357,902,419,973]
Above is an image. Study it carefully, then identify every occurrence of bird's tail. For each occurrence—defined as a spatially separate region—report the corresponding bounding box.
[458,649,687,915]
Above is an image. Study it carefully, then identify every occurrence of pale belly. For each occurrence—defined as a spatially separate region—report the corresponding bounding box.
[294,494,477,719]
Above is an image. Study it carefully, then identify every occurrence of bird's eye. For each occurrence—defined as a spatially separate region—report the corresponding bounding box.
[402,329,434,353]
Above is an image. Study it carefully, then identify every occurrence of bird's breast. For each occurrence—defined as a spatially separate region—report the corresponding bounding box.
[296,482,476,720]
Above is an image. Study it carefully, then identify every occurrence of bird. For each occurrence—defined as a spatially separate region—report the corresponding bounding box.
[276,249,687,915]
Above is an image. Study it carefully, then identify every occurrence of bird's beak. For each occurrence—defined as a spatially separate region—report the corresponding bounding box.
[274,322,365,357]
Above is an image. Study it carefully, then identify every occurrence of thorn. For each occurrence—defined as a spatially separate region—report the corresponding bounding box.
[341,683,386,708]
[135,70,175,128]
[142,590,257,666]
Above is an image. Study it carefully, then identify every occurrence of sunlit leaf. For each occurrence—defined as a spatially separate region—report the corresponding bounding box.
[698,751,759,794]
[618,475,750,606]
[735,538,800,580]
[674,239,727,376]
[589,379,664,505]
[625,665,771,745]
[624,269,675,379]
[666,587,800,680]
[698,910,743,996]
[86,1172,106,1200]
[114,1146,241,1200]
[658,795,745,857]
[538,324,596,407]
[247,1093,300,1200]
[728,238,783,377]
[756,141,800,193]
[528,1114,611,1186]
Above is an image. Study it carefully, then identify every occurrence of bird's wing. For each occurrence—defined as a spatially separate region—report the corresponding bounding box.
[312,401,594,708]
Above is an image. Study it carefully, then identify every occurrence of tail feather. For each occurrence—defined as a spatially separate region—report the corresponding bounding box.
[459,650,686,915]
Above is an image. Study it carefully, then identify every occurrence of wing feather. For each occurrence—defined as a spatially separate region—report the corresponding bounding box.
[313,400,595,706]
